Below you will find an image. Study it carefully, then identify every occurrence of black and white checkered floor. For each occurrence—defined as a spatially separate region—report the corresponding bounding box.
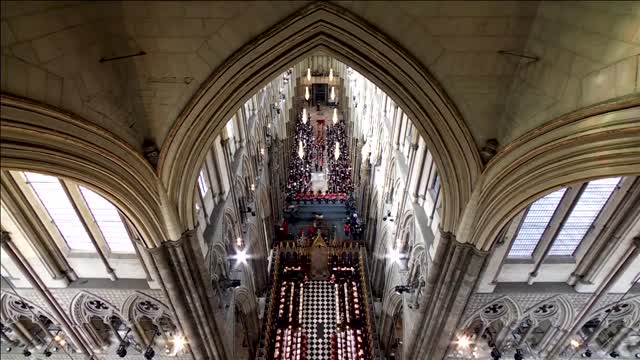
[302,281,336,360]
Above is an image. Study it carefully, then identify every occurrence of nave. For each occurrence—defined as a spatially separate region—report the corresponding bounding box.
[260,89,374,360]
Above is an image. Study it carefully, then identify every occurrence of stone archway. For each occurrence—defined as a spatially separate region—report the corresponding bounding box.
[159,2,482,233]
[458,106,640,251]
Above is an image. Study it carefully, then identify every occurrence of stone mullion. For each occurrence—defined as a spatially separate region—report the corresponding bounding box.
[60,181,117,281]
[419,153,434,206]
[0,172,77,282]
[411,141,427,202]
[211,145,225,203]
[121,217,154,283]
[147,230,228,360]
[0,231,94,356]
[571,179,640,286]
[12,322,38,348]
[527,186,582,284]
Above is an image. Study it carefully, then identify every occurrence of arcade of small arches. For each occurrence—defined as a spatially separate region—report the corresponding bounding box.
[1,2,639,360]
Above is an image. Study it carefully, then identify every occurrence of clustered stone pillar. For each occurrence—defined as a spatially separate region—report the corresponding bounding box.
[147,230,228,360]
[407,232,488,360]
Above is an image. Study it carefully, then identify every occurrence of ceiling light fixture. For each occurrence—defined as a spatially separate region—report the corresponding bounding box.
[330,86,335,101]
[302,108,307,124]
[298,141,305,160]
[305,87,310,101]
[334,142,340,161]
[332,108,338,124]
[307,68,311,82]
[329,68,333,82]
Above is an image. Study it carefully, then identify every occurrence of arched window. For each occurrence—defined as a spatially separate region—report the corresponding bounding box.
[18,171,137,255]
[508,177,623,259]
[123,293,183,356]
[0,293,73,355]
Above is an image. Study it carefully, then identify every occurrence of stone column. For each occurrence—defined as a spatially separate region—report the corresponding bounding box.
[147,230,228,360]
[406,232,488,360]
[0,231,94,356]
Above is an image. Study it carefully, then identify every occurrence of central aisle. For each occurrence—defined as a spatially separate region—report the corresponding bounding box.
[302,281,337,360]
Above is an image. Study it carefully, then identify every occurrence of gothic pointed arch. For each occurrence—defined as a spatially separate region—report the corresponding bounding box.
[515,295,575,355]
[0,292,58,325]
[121,292,181,353]
[0,95,169,246]
[459,104,640,251]
[121,292,174,325]
[159,2,482,233]
[70,291,128,351]
[460,296,522,349]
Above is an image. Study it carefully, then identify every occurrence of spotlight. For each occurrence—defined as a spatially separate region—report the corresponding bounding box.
[387,248,402,264]
[583,349,592,358]
[144,347,155,360]
[43,350,52,357]
[235,249,249,265]
[172,336,186,353]
[490,347,501,360]
[609,351,620,358]
[514,349,524,360]
[5,346,12,352]
[454,335,471,350]
[635,354,640,358]
[22,349,31,357]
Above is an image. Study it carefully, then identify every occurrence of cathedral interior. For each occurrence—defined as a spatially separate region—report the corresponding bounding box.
[0,1,639,359]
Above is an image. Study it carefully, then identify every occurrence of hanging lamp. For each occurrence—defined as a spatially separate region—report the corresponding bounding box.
[307,68,311,82]
[332,108,338,124]
[302,108,307,124]
[329,68,334,82]
[330,86,335,101]
[305,86,310,101]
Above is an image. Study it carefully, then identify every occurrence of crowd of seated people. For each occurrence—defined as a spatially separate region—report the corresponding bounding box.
[289,191,347,204]
[329,252,373,360]
[326,119,353,194]
[263,251,311,360]
[286,111,314,196]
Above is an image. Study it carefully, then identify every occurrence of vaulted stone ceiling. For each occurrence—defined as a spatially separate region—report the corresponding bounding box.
[2,1,638,151]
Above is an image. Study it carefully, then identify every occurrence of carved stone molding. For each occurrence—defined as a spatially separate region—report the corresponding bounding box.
[0,95,168,247]
[457,105,640,251]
